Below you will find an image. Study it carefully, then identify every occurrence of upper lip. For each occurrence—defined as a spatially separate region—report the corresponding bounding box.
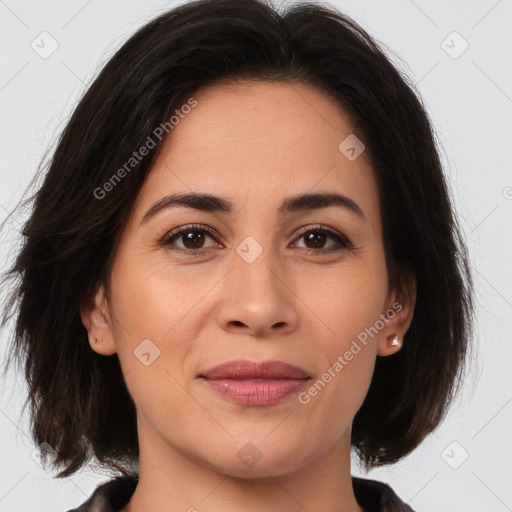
[200,359,310,380]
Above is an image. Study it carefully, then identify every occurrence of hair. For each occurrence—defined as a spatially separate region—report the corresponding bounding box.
[0,0,473,478]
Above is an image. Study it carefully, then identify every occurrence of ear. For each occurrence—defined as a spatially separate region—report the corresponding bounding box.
[377,269,416,357]
[80,284,118,356]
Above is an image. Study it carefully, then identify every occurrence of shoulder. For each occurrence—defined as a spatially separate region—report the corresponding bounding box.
[65,475,138,512]
[352,476,416,512]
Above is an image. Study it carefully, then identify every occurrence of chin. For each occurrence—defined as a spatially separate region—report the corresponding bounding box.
[198,436,312,478]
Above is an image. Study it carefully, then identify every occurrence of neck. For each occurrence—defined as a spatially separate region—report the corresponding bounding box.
[121,418,364,512]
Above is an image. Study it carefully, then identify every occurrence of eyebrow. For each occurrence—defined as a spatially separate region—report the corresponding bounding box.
[140,191,365,225]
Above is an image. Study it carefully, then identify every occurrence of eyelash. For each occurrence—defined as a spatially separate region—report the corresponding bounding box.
[160,223,352,256]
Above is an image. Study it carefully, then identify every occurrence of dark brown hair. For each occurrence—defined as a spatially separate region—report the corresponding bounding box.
[0,0,474,477]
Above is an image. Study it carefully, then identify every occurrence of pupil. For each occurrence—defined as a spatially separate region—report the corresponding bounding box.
[306,232,325,248]
[184,231,203,249]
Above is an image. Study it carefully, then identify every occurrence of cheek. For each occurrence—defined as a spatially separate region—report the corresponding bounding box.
[109,251,222,347]
[107,252,227,418]
[294,255,387,412]
[107,256,203,425]
[296,307,378,444]
[297,252,389,342]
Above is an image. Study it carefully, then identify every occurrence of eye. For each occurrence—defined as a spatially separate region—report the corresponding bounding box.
[160,223,352,256]
[291,224,352,255]
[160,224,219,254]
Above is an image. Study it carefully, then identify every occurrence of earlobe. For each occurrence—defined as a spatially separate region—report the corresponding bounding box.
[80,285,118,356]
[378,333,403,357]
[377,271,416,357]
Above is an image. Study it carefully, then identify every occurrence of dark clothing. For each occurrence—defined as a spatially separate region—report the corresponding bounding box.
[66,474,415,511]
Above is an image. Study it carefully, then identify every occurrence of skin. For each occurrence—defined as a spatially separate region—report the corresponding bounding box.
[81,81,415,512]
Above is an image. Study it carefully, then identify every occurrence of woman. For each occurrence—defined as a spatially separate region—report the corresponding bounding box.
[0,0,474,510]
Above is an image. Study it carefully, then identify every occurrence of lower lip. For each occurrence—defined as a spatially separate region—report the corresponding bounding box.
[201,378,309,405]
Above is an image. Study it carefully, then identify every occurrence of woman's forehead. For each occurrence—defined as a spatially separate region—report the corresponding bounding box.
[131,81,377,220]
[170,81,355,146]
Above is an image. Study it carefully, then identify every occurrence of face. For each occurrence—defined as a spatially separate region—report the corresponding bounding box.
[82,81,414,478]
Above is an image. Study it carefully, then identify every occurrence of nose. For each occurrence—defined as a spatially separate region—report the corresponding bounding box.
[216,247,299,338]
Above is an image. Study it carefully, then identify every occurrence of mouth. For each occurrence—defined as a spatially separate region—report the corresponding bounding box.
[199,359,311,406]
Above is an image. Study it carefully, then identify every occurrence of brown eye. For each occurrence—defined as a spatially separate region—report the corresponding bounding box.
[303,231,328,249]
[180,230,207,249]
[292,226,352,255]
[161,224,351,256]
[161,224,218,253]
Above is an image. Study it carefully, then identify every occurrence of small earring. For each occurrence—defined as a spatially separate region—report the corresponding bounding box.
[92,336,101,344]
[388,334,401,347]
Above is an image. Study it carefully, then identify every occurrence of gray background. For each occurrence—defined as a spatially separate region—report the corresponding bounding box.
[1,0,511,510]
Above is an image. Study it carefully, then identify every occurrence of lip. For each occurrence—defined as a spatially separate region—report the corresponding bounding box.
[200,359,310,380]
[199,359,310,406]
